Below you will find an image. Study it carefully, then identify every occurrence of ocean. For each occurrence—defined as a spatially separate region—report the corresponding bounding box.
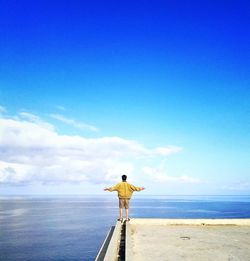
[1,195,250,261]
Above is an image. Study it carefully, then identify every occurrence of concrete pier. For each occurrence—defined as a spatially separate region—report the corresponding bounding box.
[96,219,250,261]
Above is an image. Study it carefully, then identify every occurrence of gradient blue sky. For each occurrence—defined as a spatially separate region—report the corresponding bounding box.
[0,0,249,195]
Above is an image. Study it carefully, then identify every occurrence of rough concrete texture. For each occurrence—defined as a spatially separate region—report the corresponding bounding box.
[127,219,250,261]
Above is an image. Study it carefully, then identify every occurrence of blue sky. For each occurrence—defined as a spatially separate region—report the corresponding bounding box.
[0,0,249,195]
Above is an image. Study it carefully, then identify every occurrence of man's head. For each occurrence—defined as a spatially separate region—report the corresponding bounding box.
[122,175,127,181]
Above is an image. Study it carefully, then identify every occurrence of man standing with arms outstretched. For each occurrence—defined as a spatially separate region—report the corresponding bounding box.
[104,175,145,222]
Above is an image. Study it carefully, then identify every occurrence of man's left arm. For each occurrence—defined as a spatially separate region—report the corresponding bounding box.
[104,184,120,192]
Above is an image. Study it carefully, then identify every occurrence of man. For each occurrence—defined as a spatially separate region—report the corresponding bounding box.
[104,175,145,222]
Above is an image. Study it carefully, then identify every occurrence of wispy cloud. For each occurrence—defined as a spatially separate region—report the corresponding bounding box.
[18,112,54,130]
[0,105,6,114]
[143,166,201,184]
[153,146,182,156]
[0,113,182,185]
[56,105,66,111]
[222,182,250,191]
[50,114,99,132]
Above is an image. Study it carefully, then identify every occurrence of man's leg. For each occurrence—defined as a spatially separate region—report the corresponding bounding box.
[118,199,123,221]
[125,208,129,220]
[119,208,123,220]
[125,199,130,221]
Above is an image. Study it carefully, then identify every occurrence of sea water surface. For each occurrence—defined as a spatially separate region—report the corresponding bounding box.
[1,195,250,261]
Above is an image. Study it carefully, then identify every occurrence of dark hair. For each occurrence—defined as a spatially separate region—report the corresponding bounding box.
[122,175,127,181]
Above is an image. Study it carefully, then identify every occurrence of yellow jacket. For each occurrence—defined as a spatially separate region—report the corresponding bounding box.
[108,181,142,199]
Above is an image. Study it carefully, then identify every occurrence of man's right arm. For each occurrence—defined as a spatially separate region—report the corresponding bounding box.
[130,184,145,191]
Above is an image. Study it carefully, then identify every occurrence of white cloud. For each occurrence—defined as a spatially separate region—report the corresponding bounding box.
[0,162,33,184]
[143,166,201,184]
[153,146,182,156]
[0,115,182,185]
[50,114,99,132]
[222,182,250,191]
[18,112,54,130]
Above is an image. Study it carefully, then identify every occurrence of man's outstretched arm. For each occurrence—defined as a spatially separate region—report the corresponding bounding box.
[130,185,145,191]
[104,184,120,192]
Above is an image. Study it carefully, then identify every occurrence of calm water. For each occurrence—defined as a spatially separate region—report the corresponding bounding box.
[1,195,250,261]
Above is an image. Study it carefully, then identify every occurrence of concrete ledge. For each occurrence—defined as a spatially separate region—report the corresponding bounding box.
[126,222,133,261]
[95,226,115,261]
[129,218,250,226]
[103,221,122,261]
[98,219,250,260]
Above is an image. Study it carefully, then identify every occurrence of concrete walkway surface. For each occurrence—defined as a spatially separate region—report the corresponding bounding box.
[126,219,250,261]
